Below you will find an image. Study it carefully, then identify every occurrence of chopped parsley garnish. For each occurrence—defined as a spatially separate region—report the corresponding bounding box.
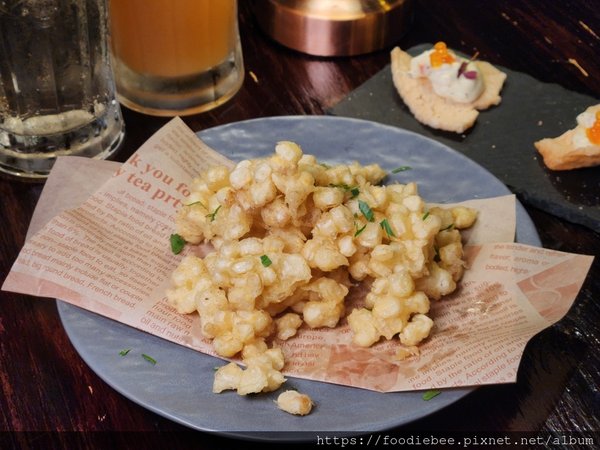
[380,218,396,238]
[358,200,374,222]
[441,223,455,231]
[330,183,360,198]
[260,255,272,267]
[206,205,222,222]
[422,211,430,221]
[170,233,186,255]
[354,223,367,237]
[119,348,131,357]
[142,354,157,365]
[391,166,412,174]
[185,200,206,209]
[422,390,441,401]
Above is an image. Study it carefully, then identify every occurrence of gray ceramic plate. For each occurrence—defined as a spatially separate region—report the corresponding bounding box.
[57,116,541,441]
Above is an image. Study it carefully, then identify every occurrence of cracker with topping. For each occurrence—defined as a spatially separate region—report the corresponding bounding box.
[534,104,600,170]
[390,45,507,133]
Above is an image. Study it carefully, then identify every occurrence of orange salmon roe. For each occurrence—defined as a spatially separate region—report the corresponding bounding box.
[585,111,600,145]
[430,42,456,68]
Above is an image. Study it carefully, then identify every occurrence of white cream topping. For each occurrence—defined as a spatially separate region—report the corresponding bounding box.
[572,110,596,148]
[409,49,484,103]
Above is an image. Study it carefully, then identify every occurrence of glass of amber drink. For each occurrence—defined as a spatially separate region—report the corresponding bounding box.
[109,0,244,116]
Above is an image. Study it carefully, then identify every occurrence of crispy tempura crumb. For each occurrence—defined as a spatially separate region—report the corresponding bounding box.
[276,390,314,416]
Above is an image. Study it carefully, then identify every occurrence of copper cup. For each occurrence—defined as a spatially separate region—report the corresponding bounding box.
[252,0,415,57]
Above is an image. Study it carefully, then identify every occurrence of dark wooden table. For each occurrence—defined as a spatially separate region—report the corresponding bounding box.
[1,1,599,449]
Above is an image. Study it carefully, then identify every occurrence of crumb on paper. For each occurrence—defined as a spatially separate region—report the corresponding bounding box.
[97,414,106,422]
[544,36,553,44]
[579,20,599,40]
[567,58,589,77]
[395,345,420,361]
[87,385,94,395]
[249,70,259,84]
[538,120,543,126]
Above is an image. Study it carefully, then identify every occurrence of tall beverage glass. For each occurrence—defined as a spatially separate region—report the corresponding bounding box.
[109,0,244,117]
[0,0,125,179]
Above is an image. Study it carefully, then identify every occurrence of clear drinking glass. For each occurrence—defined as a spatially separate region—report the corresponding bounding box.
[108,0,244,117]
[0,0,125,179]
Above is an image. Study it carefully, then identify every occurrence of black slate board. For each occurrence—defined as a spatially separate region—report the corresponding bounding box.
[329,44,600,232]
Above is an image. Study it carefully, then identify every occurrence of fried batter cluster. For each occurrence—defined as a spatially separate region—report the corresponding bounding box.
[166,141,476,408]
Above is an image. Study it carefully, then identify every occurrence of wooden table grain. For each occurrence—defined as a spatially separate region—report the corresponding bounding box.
[1,1,599,448]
